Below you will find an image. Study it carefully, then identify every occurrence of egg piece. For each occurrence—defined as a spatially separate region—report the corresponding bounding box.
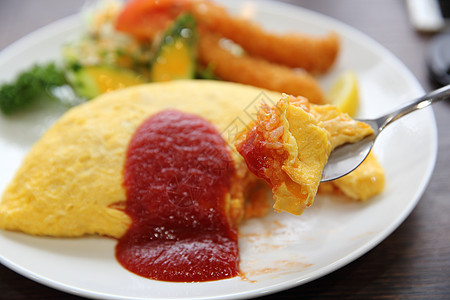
[332,152,385,201]
[235,94,376,215]
[309,104,373,149]
[235,95,331,215]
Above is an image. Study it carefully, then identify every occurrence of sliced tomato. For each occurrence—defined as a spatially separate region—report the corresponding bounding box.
[115,0,189,40]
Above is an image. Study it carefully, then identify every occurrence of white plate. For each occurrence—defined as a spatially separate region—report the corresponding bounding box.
[0,1,437,299]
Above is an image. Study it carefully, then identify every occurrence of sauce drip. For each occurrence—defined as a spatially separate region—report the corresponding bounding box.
[116,110,239,282]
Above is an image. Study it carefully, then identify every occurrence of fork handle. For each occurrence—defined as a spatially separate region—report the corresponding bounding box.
[379,84,450,130]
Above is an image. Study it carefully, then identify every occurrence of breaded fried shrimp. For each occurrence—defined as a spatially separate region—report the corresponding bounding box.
[198,32,325,103]
[189,0,339,74]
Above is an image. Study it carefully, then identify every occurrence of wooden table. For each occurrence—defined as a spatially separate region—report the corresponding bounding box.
[0,0,449,299]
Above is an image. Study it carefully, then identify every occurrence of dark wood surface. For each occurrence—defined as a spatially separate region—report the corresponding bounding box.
[0,0,449,299]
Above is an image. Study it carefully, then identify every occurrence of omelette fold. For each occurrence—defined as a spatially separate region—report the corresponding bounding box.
[0,80,384,238]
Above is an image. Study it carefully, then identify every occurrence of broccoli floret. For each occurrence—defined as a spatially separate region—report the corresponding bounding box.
[0,62,68,115]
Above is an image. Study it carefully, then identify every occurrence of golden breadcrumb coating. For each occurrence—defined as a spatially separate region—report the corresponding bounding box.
[198,31,325,103]
[190,0,339,74]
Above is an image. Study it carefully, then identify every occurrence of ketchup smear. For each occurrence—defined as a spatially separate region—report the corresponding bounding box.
[236,129,288,188]
[116,110,239,282]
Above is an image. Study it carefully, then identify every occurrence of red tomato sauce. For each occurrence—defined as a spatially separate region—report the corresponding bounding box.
[236,130,271,182]
[115,110,239,282]
[236,128,288,188]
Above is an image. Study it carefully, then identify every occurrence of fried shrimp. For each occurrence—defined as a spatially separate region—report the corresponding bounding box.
[189,0,339,74]
[198,31,325,104]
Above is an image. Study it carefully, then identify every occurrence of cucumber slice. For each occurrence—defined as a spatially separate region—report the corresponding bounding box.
[150,14,197,82]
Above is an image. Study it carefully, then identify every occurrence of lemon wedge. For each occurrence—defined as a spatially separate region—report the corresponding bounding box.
[327,71,359,117]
